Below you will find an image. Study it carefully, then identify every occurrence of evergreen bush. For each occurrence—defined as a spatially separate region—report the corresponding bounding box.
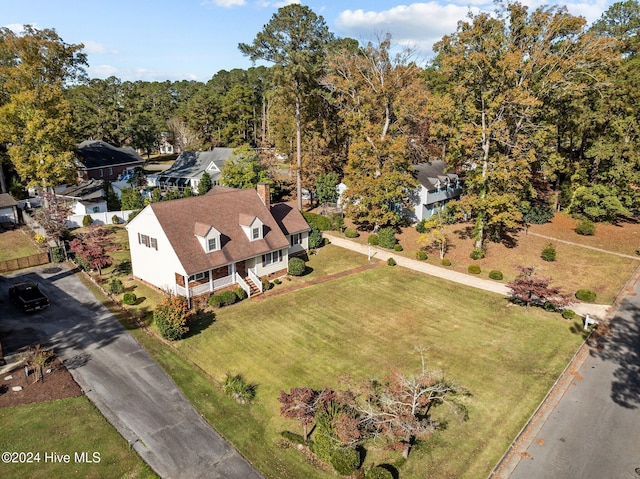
[377,227,397,249]
[468,265,481,274]
[416,219,428,233]
[308,228,324,249]
[112,214,120,225]
[122,292,137,305]
[365,466,394,479]
[344,227,359,238]
[442,258,452,266]
[330,447,360,476]
[562,309,576,320]
[261,278,273,291]
[489,270,504,280]
[288,257,306,276]
[387,257,396,266]
[234,287,248,301]
[416,250,428,260]
[576,218,596,236]
[575,289,597,302]
[82,215,93,227]
[367,234,379,245]
[394,243,403,252]
[470,248,485,260]
[541,244,557,262]
[219,290,237,306]
[208,294,225,308]
[154,296,190,341]
[109,278,124,295]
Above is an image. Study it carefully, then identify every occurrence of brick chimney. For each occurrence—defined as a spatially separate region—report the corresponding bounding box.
[257,182,270,209]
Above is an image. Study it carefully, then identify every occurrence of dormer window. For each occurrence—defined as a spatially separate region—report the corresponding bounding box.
[194,221,220,253]
[252,227,260,240]
[239,214,264,241]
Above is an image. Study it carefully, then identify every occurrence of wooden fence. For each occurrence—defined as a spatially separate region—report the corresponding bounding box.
[0,252,50,273]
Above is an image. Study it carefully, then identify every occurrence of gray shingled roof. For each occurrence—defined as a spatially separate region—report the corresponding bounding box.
[413,160,459,191]
[159,149,234,183]
[57,180,105,200]
[76,140,144,169]
[0,193,18,209]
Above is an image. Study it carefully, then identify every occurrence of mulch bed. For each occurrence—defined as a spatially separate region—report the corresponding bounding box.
[0,357,83,408]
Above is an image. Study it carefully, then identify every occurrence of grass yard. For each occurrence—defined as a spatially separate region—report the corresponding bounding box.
[0,397,156,479]
[0,228,43,262]
[169,265,586,479]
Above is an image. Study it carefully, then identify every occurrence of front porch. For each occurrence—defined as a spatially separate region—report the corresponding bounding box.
[175,262,263,299]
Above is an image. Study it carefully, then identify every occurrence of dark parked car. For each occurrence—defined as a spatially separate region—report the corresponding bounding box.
[9,281,50,312]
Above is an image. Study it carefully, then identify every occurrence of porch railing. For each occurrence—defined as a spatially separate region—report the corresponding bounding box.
[235,273,251,297]
[248,268,263,293]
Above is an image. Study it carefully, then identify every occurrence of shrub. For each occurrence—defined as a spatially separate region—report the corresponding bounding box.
[330,447,360,476]
[82,214,93,227]
[34,233,47,245]
[541,244,556,262]
[377,227,397,249]
[576,218,596,236]
[223,373,256,404]
[387,257,396,266]
[395,243,404,252]
[562,309,576,320]
[368,234,379,245]
[273,278,281,285]
[311,429,335,462]
[489,270,504,280]
[576,289,597,302]
[468,265,481,274]
[219,290,237,306]
[234,287,248,301]
[154,295,190,341]
[261,278,273,291]
[365,466,394,479]
[442,258,452,266]
[288,257,306,276]
[302,211,333,231]
[416,219,428,233]
[543,301,559,312]
[470,248,485,260]
[122,292,137,305]
[416,250,428,260]
[111,214,120,225]
[50,246,65,262]
[109,278,124,295]
[308,228,324,249]
[344,227,359,238]
[208,294,225,308]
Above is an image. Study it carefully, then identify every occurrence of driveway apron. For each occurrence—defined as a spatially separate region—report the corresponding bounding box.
[1,265,262,479]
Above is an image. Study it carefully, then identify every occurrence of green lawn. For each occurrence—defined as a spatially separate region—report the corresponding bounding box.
[163,265,586,479]
[0,397,156,479]
[0,229,42,262]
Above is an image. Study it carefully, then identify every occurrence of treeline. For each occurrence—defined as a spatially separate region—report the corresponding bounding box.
[0,1,638,248]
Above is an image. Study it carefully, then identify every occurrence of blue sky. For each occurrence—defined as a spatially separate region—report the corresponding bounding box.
[2,0,616,82]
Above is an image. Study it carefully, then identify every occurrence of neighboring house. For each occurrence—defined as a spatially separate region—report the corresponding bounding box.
[153,148,234,192]
[0,193,19,224]
[57,180,108,215]
[410,160,462,222]
[126,183,310,301]
[76,140,145,182]
[158,132,174,154]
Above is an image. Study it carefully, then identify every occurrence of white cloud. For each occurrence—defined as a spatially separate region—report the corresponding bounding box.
[81,40,119,55]
[335,3,480,58]
[200,0,246,7]
[88,64,199,82]
[4,23,39,34]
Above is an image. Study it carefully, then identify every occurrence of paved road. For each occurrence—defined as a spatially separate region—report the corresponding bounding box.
[0,265,263,479]
[497,273,640,479]
[323,233,610,319]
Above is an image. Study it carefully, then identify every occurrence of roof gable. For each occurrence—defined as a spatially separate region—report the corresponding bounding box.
[160,148,234,182]
[76,140,144,169]
[414,160,458,191]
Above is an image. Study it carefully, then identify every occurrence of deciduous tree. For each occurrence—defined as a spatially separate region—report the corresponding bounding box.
[507,265,571,311]
[69,225,115,276]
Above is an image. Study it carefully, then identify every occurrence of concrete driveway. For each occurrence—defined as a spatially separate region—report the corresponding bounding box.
[0,265,263,479]
[497,275,640,479]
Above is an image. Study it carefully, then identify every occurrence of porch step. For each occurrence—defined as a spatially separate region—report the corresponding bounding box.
[245,277,262,297]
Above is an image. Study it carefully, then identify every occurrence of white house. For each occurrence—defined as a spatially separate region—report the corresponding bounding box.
[126,183,310,301]
[410,161,462,222]
[152,148,234,192]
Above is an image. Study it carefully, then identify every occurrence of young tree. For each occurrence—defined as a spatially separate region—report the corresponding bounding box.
[34,191,71,246]
[120,187,144,211]
[197,171,213,195]
[315,171,339,205]
[69,225,115,276]
[154,295,190,340]
[278,387,334,441]
[239,4,334,210]
[220,145,270,189]
[416,216,449,259]
[507,266,571,311]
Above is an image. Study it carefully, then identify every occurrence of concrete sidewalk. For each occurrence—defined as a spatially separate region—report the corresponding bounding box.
[323,233,610,320]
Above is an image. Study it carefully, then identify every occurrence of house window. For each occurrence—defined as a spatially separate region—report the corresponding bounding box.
[290,233,302,246]
[150,238,158,250]
[208,237,217,251]
[252,227,260,240]
[99,169,104,177]
[188,272,206,282]
[109,167,113,176]
[138,234,158,250]
[262,249,282,266]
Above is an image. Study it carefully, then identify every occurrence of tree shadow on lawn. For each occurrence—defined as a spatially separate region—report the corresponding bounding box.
[112,260,132,276]
[184,311,216,339]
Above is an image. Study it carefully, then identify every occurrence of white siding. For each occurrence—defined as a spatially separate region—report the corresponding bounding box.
[126,206,186,295]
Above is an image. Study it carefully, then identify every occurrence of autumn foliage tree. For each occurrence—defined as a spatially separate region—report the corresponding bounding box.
[154,295,191,341]
[34,191,70,246]
[278,387,335,441]
[507,266,571,311]
[69,225,115,275]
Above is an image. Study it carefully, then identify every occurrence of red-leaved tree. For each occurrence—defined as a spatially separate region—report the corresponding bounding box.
[69,225,115,275]
[278,387,335,441]
[507,265,571,311]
